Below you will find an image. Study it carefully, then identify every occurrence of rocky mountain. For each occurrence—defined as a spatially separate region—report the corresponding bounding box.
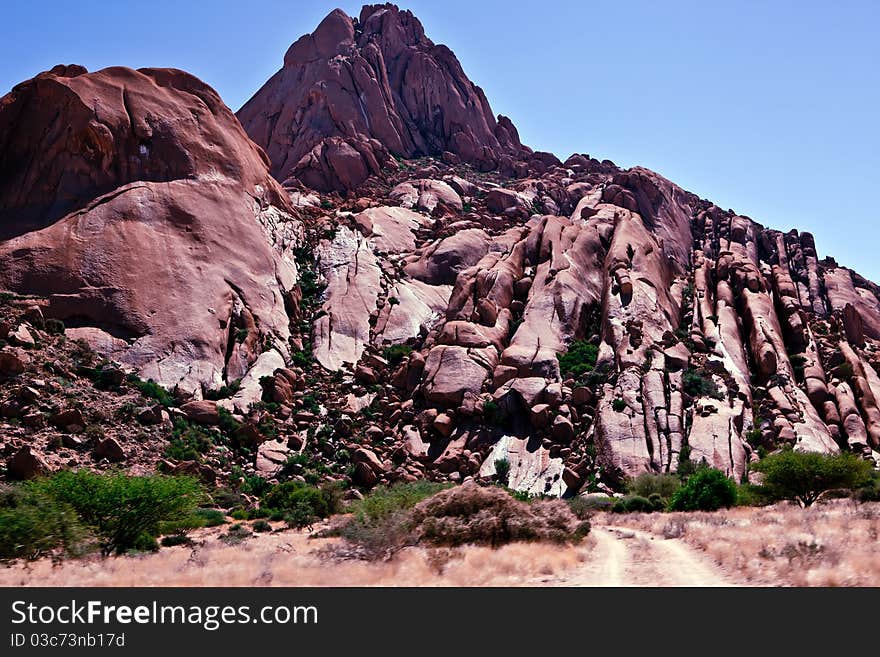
[2,4,879,497]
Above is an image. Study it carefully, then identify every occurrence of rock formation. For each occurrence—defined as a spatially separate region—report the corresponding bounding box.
[2,5,879,497]
[0,65,302,395]
[237,4,549,192]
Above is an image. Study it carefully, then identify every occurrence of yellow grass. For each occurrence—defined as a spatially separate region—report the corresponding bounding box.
[0,522,590,587]
[606,500,880,586]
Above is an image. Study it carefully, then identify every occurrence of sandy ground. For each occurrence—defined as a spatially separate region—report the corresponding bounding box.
[0,518,738,587]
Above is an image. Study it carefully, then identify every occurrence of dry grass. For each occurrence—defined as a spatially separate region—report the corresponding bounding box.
[606,500,880,586]
[0,521,590,587]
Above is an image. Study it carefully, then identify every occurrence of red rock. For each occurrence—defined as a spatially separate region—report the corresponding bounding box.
[0,65,300,395]
[237,5,528,191]
[7,446,48,480]
[49,408,85,431]
[0,348,29,378]
[180,400,220,426]
[94,437,125,463]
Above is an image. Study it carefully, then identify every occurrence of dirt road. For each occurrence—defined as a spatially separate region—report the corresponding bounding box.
[545,525,737,587]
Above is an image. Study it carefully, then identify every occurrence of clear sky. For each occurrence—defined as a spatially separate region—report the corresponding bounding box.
[2,1,878,281]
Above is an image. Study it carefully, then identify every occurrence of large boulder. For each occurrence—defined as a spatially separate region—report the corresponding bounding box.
[0,65,301,394]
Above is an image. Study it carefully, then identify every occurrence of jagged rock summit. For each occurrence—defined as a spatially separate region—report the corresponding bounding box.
[237,4,549,192]
[0,65,301,395]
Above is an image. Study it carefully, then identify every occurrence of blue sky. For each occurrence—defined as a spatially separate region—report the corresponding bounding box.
[2,1,878,281]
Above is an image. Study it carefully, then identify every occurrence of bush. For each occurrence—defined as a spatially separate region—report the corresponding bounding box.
[203,380,241,401]
[128,375,175,407]
[0,484,89,561]
[252,519,273,533]
[558,340,599,379]
[336,481,451,560]
[382,344,413,366]
[193,508,226,527]
[411,484,585,547]
[45,318,66,335]
[220,524,252,545]
[626,473,681,502]
[668,468,736,511]
[31,471,203,555]
[568,495,614,518]
[494,458,511,485]
[160,534,191,547]
[165,418,213,462]
[349,480,448,526]
[751,450,874,507]
[682,369,722,400]
[611,495,659,514]
[261,481,343,529]
[611,398,627,412]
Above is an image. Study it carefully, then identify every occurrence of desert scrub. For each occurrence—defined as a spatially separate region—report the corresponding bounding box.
[557,339,599,379]
[27,471,204,555]
[412,484,589,547]
[382,344,413,366]
[751,450,873,507]
[127,374,176,407]
[260,481,343,529]
[668,468,737,511]
[0,484,89,562]
[626,473,681,504]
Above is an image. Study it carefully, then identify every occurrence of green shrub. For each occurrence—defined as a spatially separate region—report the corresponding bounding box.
[203,380,241,401]
[383,344,413,366]
[252,520,272,533]
[0,484,89,561]
[165,418,213,462]
[349,480,449,526]
[558,340,599,379]
[160,534,191,547]
[668,468,736,511]
[494,458,511,485]
[751,450,873,507]
[855,473,880,503]
[220,524,252,545]
[611,398,627,412]
[127,375,176,407]
[261,481,343,529]
[682,369,722,400]
[31,471,203,555]
[568,495,614,518]
[626,473,681,502]
[193,508,226,527]
[611,495,656,513]
[229,509,249,520]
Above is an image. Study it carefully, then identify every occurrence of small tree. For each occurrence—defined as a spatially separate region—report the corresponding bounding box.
[668,468,736,511]
[34,471,203,555]
[751,450,873,507]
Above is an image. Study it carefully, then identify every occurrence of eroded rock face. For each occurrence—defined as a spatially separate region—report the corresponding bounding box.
[237,4,531,191]
[0,65,301,394]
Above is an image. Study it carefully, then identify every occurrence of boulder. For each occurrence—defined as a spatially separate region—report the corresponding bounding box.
[0,65,300,394]
[94,437,125,463]
[180,400,220,426]
[7,446,48,480]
